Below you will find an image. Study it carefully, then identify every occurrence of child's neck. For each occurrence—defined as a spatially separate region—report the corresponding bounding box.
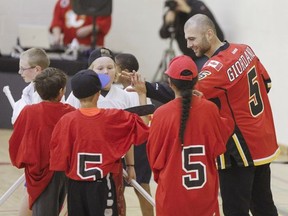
[80,101,97,108]
[43,99,60,103]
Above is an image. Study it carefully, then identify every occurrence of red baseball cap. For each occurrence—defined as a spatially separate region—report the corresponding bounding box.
[165,55,198,81]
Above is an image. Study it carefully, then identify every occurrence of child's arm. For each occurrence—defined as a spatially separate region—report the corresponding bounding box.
[130,72,150,125]
[124,146,135,184]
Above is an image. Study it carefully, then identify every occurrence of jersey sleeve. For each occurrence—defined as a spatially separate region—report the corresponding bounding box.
[145,81,174,104]
[257,58,272,93]
[49,118,71,171]
[208,103,234,158]
[146,108,173,183]
[96,16,111,35]
[9,107,37,168]
[49,1,64,32]
[109,111,149,156]
[9,110,27,168]
[196,60,229,99]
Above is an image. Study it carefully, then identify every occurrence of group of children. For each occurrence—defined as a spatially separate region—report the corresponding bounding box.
[9,46,232,216]
[9,47,154,216]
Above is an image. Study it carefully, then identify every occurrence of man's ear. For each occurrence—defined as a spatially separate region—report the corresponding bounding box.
[206,28,214,41]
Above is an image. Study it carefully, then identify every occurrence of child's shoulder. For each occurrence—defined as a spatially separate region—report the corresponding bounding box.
[111,85,130,96]
[63,103,76,111]
[101,108,134,120]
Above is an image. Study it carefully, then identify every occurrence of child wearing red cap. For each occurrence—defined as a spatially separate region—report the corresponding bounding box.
[147,55,233,216]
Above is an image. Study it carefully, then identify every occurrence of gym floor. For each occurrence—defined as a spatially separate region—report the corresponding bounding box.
[0,129,287,216]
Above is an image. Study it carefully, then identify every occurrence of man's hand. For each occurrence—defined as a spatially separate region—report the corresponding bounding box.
[175,0,191,13]
[165,10,176,25]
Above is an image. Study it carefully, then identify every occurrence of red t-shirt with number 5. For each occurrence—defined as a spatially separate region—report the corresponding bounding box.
[147,96,232,216]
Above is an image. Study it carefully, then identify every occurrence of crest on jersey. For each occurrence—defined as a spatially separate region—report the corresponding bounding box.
[198,70,211,80]
[205,60,223,72]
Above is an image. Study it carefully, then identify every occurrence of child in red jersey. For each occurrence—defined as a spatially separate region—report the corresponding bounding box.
[50,69,149,216]
[147,55,233,216]
[9,67,75,215]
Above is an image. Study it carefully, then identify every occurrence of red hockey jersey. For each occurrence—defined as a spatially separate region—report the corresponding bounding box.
[9,102,75,208]
[197,43,280,169]
[50,109,149,181]
[147,96,232,216]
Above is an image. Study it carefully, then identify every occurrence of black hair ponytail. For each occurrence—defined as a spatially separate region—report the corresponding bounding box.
[169,71,198,147]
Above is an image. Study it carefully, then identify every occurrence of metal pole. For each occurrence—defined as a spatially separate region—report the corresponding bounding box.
[123,169,155,207]
[0,174,25,206]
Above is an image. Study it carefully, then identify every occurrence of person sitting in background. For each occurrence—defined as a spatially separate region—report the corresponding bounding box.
[50,0,111,49]
[159,0,224,70]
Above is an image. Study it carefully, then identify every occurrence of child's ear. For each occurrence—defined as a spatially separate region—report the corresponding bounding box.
[59,87,66,94]
[35,65,42,73]
[168,77,173,88]
[114,70,120,83]
[57,87,66,101]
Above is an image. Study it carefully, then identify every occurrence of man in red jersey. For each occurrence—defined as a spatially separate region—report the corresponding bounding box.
[184,14,279,216]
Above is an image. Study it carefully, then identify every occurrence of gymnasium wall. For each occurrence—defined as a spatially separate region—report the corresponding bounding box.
[0,0,287,145]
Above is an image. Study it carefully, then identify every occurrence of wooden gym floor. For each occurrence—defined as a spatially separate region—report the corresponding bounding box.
[0,129,287,216]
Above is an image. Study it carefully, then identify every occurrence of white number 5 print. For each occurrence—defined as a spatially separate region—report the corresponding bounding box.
[182,145,207,190]
[77,153,103,180]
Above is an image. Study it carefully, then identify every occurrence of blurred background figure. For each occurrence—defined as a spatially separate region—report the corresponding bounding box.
[159,0,224,70]
[49,0,112,50]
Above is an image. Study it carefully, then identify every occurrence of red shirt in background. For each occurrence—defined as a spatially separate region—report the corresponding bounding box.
[50,0,111,46]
